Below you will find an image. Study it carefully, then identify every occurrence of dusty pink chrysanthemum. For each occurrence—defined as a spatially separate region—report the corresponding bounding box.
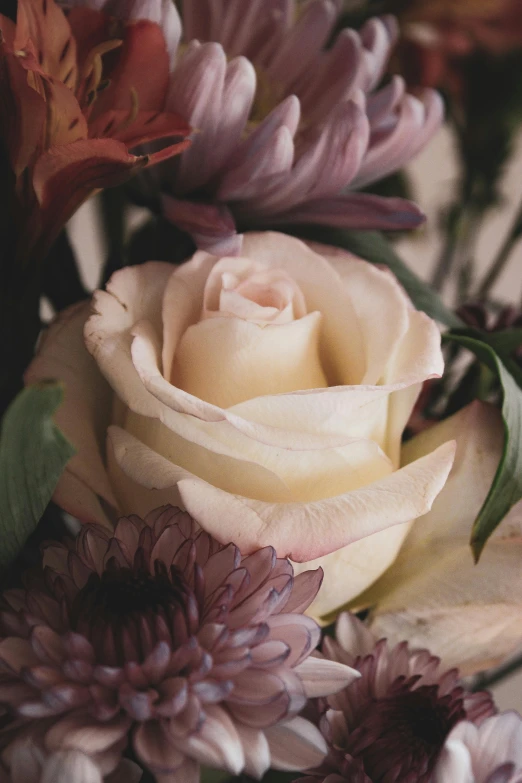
[298,613,495,783]
[159,1,444,253]
[434,712,522,783]
[0,742,141,783]
[0,507,357,783]
[71,0,442,252]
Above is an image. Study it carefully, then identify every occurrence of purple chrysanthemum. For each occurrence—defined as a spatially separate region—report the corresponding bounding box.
[0,743,141,783]
[0,507,357,783]
[160,1,443,252]
[71,0,442,252]
[298,612,495,783]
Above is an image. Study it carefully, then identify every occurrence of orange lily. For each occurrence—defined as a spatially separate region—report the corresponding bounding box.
[0,0,190,265]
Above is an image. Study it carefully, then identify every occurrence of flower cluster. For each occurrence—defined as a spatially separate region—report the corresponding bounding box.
[0,507,356,781]
[1,0,522,780]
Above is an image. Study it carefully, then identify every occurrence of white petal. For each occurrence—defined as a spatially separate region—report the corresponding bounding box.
[265,716,327,771]
[294,656,360,697]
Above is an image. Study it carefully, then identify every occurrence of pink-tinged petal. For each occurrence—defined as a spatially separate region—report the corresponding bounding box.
[353,91,444,189]
[265,716,328,771]
[161,195,243,255]
[133,720,186,772]
[293,656,360,697]
[266,0,340,90]
[174,704,245,775]
[433,738,475,783]
[234,724,271,779]
[298,29,362,123]
[226,94,300,172]
[335,611,377,658]
[359,15,399,91]
[40,750,103,783]
[366,75,407,125]
[53,470,114,527]
[167,41,228,191]
[177,440,455,560]
[273,193,425,230]
[107,423,454,560]
[278,569,324,614]
[25,302,117,524]
[206,55,256,174]
[246,102,370,214]
[220,0,286,60]
[217,125,295,201]
[45,714,132,754]
[435,714,522,783]
[84,261,174,416]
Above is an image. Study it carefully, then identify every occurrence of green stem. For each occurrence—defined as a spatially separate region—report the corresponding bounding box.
[431,204,463,292]
[471,649,522,692]
[475,197,522,300]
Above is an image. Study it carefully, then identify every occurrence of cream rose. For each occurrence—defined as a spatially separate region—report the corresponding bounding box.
[26,232,455,604]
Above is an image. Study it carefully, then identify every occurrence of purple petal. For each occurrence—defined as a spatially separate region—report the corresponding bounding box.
[273,193,425,230]
[266,0,340,91]
[161,195,243,255]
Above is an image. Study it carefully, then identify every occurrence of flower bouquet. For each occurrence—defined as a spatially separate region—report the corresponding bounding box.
[1,0,522,781]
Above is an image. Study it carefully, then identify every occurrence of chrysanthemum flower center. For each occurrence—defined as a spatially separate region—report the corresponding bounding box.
[79,567,186,617]
[354,685,466,782]
[69,557,193,666]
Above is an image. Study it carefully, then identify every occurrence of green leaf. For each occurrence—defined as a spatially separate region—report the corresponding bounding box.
[443,332,522,560]
[449,327,522,389]
[283,226,463,329]
[0,382,75,567]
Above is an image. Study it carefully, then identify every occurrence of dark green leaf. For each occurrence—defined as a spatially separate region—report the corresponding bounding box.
[449,327,522,389]
[284,227,462,329]
[443,332,522,560]
[0,382,76,567]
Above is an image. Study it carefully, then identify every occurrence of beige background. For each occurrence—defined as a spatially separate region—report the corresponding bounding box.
[69,124,522,711]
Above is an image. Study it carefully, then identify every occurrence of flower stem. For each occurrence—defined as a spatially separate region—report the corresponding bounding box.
[475,196,522,300]
[471,649,522,692]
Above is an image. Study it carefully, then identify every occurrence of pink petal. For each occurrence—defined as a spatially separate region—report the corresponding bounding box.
[265,716,328,771]
[275,193,425,230]
[161,195,243,255]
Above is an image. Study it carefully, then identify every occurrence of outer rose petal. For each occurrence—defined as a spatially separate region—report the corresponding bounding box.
[107,425,455,562]
[363,402,522,675]
[24,301,117,526]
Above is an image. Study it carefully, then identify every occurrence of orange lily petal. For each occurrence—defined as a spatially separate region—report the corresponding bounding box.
[89,108,191,147]
[0,46,46,175]
[71,15,171,118]
[31,137,156,255]
[15,0,78,90]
